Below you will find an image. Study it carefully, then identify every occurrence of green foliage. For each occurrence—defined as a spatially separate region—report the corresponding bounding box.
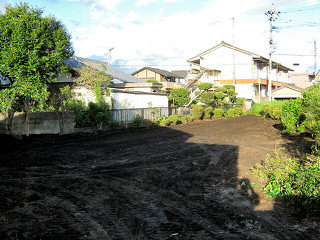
[234,107,242,116]
[167,114,181,125]
[252,149,320,217]
[227,89,237,103]
[199,92,215,106]
[226,108,236,117]
[236,97,246,105]
[245,103,265,116]
[281,99,303,133]
[154,115,166,125]
[168,88,190,107]
[108,119,122,129]
[146,79,160,84]
[263,103,282,120]
[0,3,73,134]
[191,105,204,120]
[131,115,144,128]
[215,87,227,93]
[67,99,90,127]
[203,106,213,119]
[180,115,194,124]
[300,85,320,139]
[87,101,111,129]
[198,82,213,91]
[213,108,224,118]
[214,91,225,101]
[224,85,236,91]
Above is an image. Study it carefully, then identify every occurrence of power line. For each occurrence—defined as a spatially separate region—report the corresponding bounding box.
[279,4,320,13]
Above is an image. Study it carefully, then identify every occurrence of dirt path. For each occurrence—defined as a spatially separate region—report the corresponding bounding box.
[0,115,319,240]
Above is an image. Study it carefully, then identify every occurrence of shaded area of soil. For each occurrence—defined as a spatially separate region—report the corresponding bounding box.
[0,115,319,239]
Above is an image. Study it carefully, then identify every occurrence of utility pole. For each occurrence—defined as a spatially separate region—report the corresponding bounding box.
[266,4,279,101]
[232,18,236,85]
[314,40,317,74]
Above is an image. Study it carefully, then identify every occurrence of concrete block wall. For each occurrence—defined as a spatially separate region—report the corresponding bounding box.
[0,112,74,135]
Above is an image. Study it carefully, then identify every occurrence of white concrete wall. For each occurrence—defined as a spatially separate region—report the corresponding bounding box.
[234,84,255,99]
[111,92,168,109]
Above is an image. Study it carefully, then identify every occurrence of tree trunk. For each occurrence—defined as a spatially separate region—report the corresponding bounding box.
[7,110,15,134]
[25,107,31,136]
[56,111,64,135]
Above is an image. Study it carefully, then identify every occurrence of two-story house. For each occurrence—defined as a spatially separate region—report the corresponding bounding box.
[187,41,293,102]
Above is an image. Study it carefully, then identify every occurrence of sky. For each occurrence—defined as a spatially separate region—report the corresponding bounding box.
[1,0,320,73]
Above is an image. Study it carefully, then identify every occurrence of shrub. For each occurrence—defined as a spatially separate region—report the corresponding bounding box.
[236,97,246,105]
[234,107,242,116]
[226,108,236,117]
[167,114,181,125]
[252,149,320,217]
[203,106,213,119]
[154,115,166,125]
[215,87,227,93]
[199,92,215,106]
[168,88,190,107]
[281,99,303,133]
[245,103,265,116]
[198,82,213,91]
[87,101,112,129]
[213,108,224,118]
[131,115,144,128]
[224,84,236,91]
[191,105,204,120]
[67,99,90,127]
[160,118,170,127]
[108,119,121,129]
[263,104,282,120]
[180,115,194,124]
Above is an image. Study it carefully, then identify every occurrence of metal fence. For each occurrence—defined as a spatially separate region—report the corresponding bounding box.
[111,107,188,124]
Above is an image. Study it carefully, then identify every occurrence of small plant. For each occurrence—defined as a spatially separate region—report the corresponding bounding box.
[234,107,242,116]
[166,114,181,125]
[108,119,122,129]
[251,148,320,217]
[213,108,224,118]
[226,108,236,117]
[191,105,204,120]
[203,106,213,119]
[131,115,144,128]
[180,114,194,124]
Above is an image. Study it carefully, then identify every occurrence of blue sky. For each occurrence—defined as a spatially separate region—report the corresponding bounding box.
[1,0,320,73]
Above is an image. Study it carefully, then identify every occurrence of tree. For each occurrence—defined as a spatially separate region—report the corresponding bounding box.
[198,82,213,91]
[168,88,190,107]
[76,64,110,103]
[0,3,74,135]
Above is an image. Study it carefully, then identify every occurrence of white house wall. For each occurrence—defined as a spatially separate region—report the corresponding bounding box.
[111,92,168,109]
[235,84,255,99]
[201,47,253,80]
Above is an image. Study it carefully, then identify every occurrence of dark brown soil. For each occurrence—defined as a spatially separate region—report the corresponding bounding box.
[0,115,319,240]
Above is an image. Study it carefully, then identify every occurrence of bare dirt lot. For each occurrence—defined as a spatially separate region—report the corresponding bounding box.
[0,115,319,240]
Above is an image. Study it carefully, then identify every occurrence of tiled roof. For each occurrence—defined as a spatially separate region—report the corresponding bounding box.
[132,67,179,78]
[171,70,188,78]
[64,57,144,84]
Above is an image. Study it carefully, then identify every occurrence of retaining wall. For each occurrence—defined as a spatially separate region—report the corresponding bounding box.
[0,112,74,135]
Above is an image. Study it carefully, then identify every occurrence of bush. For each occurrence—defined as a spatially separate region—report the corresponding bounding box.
[167,114,181,125]
[199,92,215,106]
[108,119,121,129]
[180,115,194,124]
[263,103,282,120]
[87,101,112,129]
[252,149,320,217]
[281,99,303,133]
[213,108,224,118]
[131,115,144,128]
[226,108,236,117]
[215,87,227,93]
[224,84,236,91]
[154,115,166,125]
[168,88,190,107]
[191,105,204,120]
[245,103,265,116]
[67,99,90,127]
[236,97,246,105]
[234,107,242,116]
[203,106,213,119]
[198,82,213,91]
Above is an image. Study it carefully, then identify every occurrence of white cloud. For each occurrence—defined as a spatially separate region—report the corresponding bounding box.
[163,0,182,3]
[135,0,158,7]
[72,0,319,72]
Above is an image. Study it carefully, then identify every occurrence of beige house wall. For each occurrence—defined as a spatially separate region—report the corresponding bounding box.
[290,73,314,89]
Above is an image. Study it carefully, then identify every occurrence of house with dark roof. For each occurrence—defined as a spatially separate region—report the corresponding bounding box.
[171,70,188,84]
[60,57,168,108]
[187,41,294,102]
[132,66,184,92]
